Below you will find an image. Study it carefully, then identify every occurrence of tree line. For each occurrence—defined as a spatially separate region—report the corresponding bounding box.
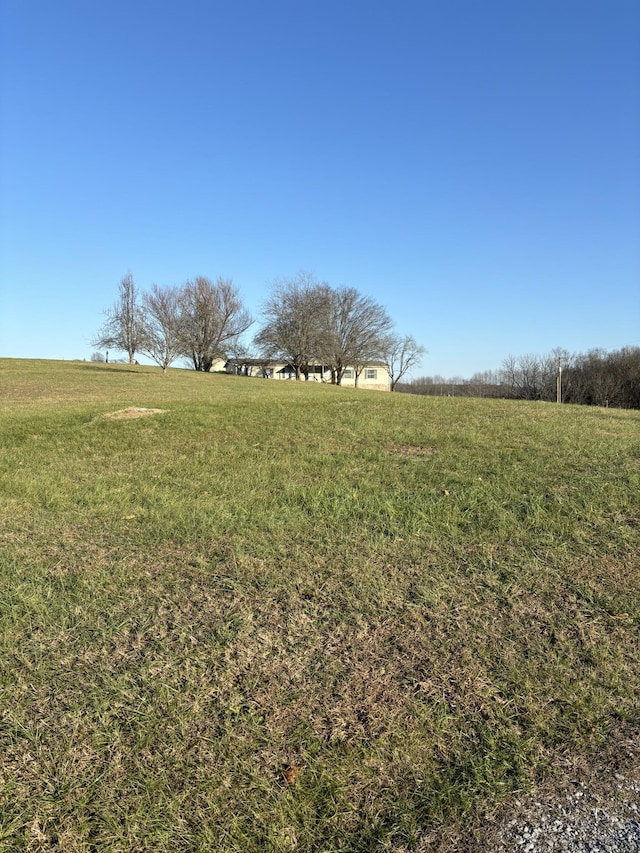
[93,272,425,388]
[400,346,640,409]
[93,274,252,373]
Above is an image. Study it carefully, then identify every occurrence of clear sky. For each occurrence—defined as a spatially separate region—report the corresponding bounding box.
[1,0,639,378]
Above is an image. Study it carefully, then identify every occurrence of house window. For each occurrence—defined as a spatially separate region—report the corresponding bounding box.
[365,369,378,380]
[343,369,354,378]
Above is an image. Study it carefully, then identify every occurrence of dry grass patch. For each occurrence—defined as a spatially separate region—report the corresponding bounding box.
[102,407,167,420]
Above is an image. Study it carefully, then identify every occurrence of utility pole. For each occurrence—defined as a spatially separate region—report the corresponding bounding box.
[556,356,562,403]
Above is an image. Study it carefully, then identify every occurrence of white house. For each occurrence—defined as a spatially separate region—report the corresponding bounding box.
[223,359,391,391]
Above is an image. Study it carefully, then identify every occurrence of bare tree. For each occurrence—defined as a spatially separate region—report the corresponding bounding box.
[178,277,252,371]
[501,349,572,401]
[320,287,393,385]
[611,346,640,408]
[383,334,426,391]
[93,273,145,364]
[254,271,329,379]
[140,285,183,373]
[539,347,572,401]
[565,346,640,408]
[254,275,410,387]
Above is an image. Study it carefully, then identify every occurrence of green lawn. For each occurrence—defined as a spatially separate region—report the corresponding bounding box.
[1,358,639,851]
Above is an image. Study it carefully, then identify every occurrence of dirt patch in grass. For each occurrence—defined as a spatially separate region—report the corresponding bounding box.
[389,444,438,457]
[102,407,167,420]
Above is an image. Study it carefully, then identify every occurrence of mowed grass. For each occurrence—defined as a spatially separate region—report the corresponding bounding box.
[1,358,639,852]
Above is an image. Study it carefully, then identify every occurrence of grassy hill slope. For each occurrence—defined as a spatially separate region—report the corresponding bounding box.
[1,359,639,851]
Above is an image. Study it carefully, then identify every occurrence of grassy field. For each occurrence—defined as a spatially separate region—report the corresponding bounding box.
[1,358,639,852]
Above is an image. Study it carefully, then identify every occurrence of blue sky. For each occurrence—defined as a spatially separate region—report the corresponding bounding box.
[1,0,638,378]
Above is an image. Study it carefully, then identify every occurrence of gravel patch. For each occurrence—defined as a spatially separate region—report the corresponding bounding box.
[486,774,640,851]
[469,735,640,853]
